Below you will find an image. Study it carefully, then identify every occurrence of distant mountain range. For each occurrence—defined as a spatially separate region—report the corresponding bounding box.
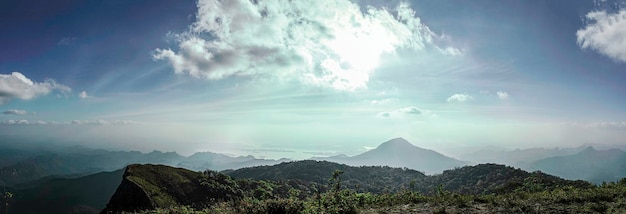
[456,146,587,167]
[528,146,626,184]
[1,137,625,188]
[453,145,626,184]
[313,138,467,174]
[0,147,286,186]
[3,137,622,213]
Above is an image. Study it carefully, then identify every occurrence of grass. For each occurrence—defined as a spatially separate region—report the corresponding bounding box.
[124,183,626,213]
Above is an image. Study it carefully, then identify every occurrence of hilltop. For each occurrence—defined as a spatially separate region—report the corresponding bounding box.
[226,160,426,193]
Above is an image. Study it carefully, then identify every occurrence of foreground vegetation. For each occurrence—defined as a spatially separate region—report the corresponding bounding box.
[129,179,626,214]
[102,163,626,214]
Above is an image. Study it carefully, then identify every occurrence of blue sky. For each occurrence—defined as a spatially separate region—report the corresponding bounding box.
[1,0,625,158]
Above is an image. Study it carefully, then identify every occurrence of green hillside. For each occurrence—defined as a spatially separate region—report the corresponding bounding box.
[226,160,426,193]
[424,164,593,195]
[99,162,624,213]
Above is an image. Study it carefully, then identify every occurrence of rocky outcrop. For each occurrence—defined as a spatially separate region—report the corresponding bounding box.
[101,164,204,213]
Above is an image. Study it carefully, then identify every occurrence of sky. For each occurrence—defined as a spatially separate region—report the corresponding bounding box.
[1,0,626,159]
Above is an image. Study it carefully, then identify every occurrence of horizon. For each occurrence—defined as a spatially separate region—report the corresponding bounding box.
[1,0,626,160]
[1,135,621,161]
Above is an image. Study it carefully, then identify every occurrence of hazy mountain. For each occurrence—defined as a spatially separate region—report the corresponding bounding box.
[315,138,466,174]
[528,147,626,184]
[176,152,287,171]
[135,150,185,166]
[0,146,285,186]
[10,169,124,214]
[456,146,587,167]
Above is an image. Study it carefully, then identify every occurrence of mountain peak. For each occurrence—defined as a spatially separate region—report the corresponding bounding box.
[377,137,413,149]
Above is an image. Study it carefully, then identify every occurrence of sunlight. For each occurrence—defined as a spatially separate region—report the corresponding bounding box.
[323,17,401,90]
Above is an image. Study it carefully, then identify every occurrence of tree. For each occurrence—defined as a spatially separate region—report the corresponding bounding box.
[2,191,12,214]
[330,170,344,193]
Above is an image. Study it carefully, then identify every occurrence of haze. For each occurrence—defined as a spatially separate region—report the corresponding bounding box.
[1,0,626,159]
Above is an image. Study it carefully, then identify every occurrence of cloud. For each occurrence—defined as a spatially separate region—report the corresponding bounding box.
[154,0,459,90]
[0,72,71,105]
[1,119,139,126]
[377,112,391,118]
[363,146,376,151]
[396,106,422,115]
[577,9,626,63]
[79,91,91,99]
[377,106,436,119]
[446,93,472,102]
[370,98,393,105]
[70,120,139,125]
[496,91,509,100]
[562,121,626,129]
[57,37,77,46]
[2,109,29,115]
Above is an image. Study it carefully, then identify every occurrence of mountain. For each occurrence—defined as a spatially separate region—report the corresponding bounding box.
[528,146,626,184]
[0,151,147,186]
[456,146,587,167]
[0,147,39,168]
[176,152,286,171]
[315,138,466,174]
[10,169,124,214]
[0,146,286,186]
[423,163,592,195]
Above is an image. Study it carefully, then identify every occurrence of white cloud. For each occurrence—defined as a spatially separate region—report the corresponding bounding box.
[377,106,437,119]
[0,72,71,104]
[2,109,28,115]
[363,146,376,151]
[577,9,626,63]
[376,112,391,118]
[446,93,472,102]
[79,91,91,99]
[370,98,394,105]
[396,106,422,115]
[496,91,509,100]
[1,119,139,126]
[154,0,459,91]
